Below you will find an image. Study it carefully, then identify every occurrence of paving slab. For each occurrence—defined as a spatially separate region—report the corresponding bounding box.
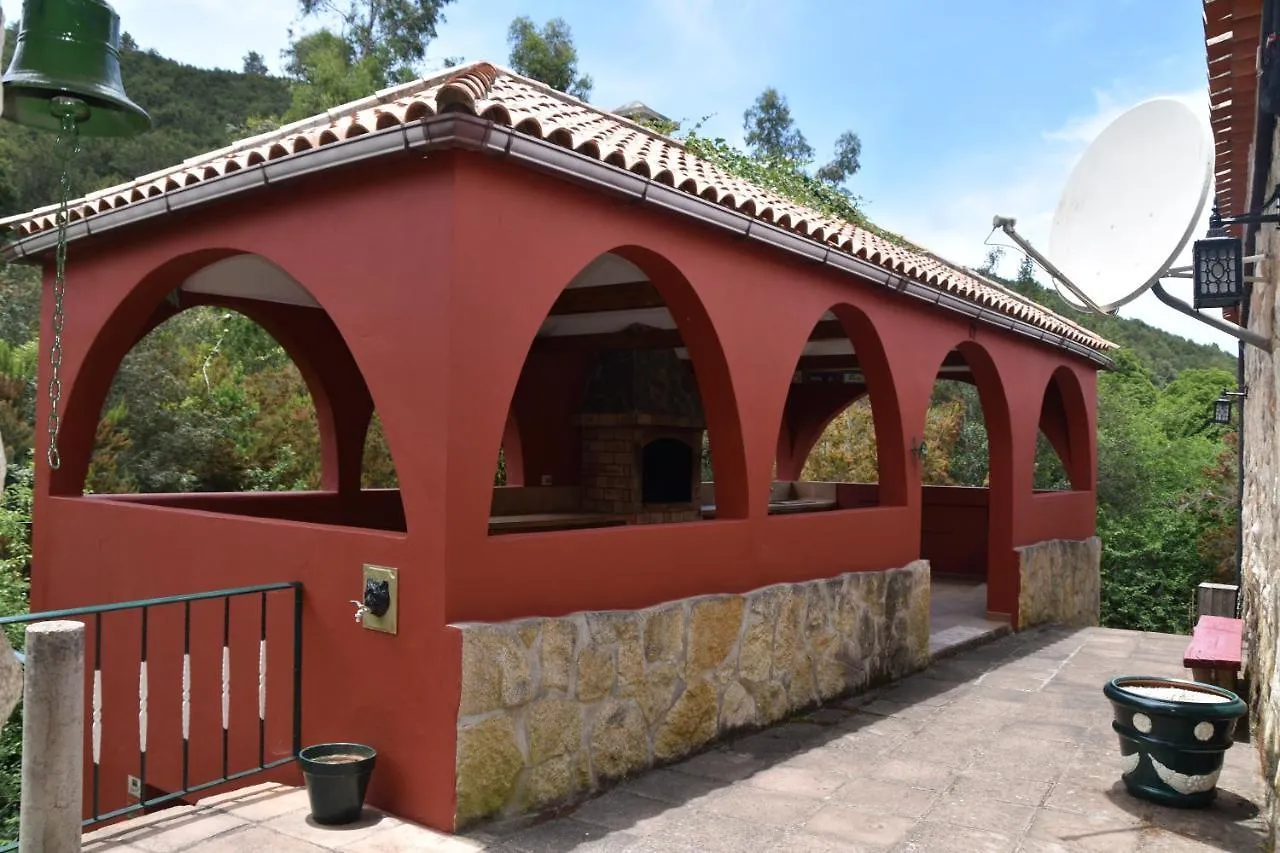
[80,625,1271,851]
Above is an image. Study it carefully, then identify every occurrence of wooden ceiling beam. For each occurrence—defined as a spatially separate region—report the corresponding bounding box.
[547,281,664,315]
[530,319,857,352]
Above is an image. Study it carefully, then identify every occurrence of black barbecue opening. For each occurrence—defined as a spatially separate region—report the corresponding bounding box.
[641,438,693,504]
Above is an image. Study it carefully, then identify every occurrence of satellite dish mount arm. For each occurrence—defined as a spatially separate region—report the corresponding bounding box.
[1149,282,1272,352]
[991,217,1111,314]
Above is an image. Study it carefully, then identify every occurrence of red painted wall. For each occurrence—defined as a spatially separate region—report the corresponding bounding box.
[30,148,1099,831]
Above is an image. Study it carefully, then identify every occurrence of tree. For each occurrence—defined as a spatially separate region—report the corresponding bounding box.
[1016,253,1035,285]
[977,247,1004,276]
[297,0,455,78]
[815,130,862,185]
[121,32,138,52]
[743,88,813,164]
[506,16,592,100]
[282,30,386,120]
[243,51,269,76]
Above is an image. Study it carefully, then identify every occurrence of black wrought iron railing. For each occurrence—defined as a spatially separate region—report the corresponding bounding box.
[0,581,302,847]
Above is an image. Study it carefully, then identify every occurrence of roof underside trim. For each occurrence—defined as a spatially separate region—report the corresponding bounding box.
[0,112,1113,366]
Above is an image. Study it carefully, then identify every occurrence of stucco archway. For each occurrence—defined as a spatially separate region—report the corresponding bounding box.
[487,247,749,532]
[916,340,1017,616]
[772,301,908,509]
[53,249,404,530]
[1036,365,1093,492]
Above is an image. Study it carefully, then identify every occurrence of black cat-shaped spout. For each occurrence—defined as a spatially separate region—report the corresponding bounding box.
[363,578,391,618]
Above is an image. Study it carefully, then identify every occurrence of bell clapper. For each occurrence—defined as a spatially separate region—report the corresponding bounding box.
[49,95,90,124]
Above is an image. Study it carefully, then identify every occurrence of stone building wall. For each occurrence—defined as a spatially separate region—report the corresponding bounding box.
[451,561,930,828]
[1242,123,1280,846]
[1016,537,1101,629]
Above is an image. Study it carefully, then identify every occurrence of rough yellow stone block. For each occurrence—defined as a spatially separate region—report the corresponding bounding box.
[455,716,523,826]
[686,596,744,674]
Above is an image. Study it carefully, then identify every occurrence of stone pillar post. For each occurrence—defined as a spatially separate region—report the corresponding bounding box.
[19,621,85,853]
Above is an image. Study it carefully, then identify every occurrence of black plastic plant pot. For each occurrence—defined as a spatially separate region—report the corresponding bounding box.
[298,742,377,825]
[1103,676,1247,808]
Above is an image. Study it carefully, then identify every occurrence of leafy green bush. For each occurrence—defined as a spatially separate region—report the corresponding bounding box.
[0,465,34,846]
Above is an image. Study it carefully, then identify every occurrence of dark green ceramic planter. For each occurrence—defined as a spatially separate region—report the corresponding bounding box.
[298,742,377,825]
[1103,676,1247,808]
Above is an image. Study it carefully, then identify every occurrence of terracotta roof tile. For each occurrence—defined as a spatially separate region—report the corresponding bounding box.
[0,61,1112,352]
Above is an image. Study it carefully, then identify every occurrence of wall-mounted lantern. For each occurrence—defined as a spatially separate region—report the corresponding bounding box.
[1192,233,1245,310]
[1212,388,1248,425]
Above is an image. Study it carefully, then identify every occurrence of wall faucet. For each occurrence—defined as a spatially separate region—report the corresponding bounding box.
[350,599,371,623]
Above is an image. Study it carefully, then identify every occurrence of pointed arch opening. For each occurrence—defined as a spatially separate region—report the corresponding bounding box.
[73,252,405,532]
[920,345,1009,610]
[773,304,906,513]
[488,250,745,533]
[1035,366,1090,492]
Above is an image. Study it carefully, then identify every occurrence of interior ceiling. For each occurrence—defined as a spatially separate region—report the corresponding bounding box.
[179,251,971,376]
[181,254,321,308]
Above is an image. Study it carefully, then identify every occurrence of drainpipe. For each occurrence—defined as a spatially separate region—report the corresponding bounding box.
[1235,339,1245,617]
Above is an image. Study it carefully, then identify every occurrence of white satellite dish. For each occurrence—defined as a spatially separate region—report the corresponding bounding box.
[1047,98,1214,312]
[992,97,1272,352]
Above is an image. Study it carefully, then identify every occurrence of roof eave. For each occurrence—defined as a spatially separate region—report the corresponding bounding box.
[0,112,1113,366]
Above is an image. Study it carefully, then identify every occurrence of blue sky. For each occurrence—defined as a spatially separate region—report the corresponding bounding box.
[5,0,1229,350]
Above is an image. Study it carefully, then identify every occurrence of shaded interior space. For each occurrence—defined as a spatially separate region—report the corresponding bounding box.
[489,252,718,534]
[84,254,405,532]
[929,576,1010,658]
[769,308,890,517]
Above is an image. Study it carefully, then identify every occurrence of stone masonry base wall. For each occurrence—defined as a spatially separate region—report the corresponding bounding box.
[1246,172,1280,849]
[1017,537,1101,629]
[451,561,931,828]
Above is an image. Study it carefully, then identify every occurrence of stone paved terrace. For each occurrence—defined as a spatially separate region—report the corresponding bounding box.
[80,626,1269,852]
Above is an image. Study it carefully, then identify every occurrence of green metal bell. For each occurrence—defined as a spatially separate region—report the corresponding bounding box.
[2,0,149,137]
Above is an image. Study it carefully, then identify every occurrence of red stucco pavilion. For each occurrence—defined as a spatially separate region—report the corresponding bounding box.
[1,63,1109,830]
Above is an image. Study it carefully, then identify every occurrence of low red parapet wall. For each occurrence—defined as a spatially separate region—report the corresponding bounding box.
[455,503,917,623]
[1019,490,1095,546]
[921,485,988,577]
[90,489,407,532]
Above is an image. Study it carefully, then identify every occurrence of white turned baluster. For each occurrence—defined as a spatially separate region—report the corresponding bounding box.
[257,639,266,721]
[138,660,148,753]
[181,653,191,741]
[91,667,102,766]
[221,645,230,731]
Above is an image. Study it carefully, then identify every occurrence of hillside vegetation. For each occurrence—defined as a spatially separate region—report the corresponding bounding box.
[993,259,1237,382]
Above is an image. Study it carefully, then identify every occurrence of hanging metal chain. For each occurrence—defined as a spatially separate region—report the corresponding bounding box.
[47,107,82,471]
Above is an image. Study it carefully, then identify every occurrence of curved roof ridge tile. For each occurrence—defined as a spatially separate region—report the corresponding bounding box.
[435,62,499,113]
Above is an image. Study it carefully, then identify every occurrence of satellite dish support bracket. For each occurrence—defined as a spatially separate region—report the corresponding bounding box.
[993,217,1112,314]
[1214,213,1280,227]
